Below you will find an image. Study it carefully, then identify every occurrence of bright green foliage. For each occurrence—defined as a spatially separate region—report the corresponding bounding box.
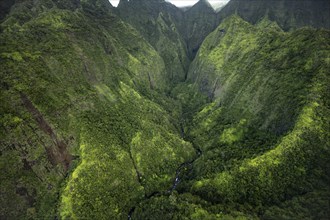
[189,15,329,134]
[1,1,329,219]
[130,130,194,194]
[185,15,330,217]
[0,1,193,218]
[60,82,195,218]
[132,192,258,220]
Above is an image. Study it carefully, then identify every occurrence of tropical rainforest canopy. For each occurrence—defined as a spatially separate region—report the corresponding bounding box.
[0,0,329,219]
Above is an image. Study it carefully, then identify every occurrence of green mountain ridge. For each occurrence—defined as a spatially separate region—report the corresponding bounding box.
[187,12,330,205]
[116,0,189,84]
[218,0,330,31]
[1,0,329,219]
[183,0,218,59]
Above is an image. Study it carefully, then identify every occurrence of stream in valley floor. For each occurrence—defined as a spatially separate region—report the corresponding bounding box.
[128,147,202,219]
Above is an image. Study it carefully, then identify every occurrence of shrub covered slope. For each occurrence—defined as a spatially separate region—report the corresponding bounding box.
[0,0,329,219]
[182,15,330,218]
[0,0,194,219]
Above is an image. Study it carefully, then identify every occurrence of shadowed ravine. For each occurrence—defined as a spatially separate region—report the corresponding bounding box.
[127,122,203,219]
[1,0,329,219]
[128,142,203,220]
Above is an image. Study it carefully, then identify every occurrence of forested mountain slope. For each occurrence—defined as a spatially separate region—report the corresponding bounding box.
[116,0,189,84]
[183,0,217,58]
[116,0,220,79]
[180,15,330,218]
[218,0,330,30]
[0,0,194,219]
[0,0,329,219]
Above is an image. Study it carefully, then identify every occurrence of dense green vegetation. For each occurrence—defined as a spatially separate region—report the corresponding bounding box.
[179,14,330,218]
[1,0,329,219]
[0,1,193,218]
[117,0,190,84]
[219,0,330,31]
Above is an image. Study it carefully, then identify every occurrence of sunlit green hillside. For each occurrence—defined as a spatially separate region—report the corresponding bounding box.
[1,0,329,219]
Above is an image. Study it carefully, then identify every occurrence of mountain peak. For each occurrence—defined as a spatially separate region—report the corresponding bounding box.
[195,0,214,10]
[218,0,330,30]
[186,0,215,14]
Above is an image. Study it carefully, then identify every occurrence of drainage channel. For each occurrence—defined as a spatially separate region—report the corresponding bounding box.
[128,147,202,220]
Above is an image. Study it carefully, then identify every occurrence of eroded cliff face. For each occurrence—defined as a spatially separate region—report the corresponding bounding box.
[115,0,220,83]
[116,0,190,84]
[218,0,330,30]
[183,0,218,59]
[1,0,329,219]
[116,0,330,68]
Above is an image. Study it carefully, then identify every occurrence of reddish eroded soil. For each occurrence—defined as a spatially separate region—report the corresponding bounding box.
[20,93,72,171]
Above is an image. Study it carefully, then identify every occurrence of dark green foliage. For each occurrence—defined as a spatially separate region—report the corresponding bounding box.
[185,15,330,218]
[116,0,190,84]
[1,0,329,219]
[263,189,330,220]
[218,0,330,31]
[0,0,17,20]
[0,1,193,218]
[53,0,81,10]
[183,0,217,59]
[189,15,330,134]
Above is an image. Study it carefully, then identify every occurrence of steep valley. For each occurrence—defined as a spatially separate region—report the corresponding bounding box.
[1,0,329,219]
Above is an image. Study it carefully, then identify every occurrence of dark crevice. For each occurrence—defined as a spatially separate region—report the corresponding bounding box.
[127,122,203,219]
[128,145,143,186]
[210,77,219,101]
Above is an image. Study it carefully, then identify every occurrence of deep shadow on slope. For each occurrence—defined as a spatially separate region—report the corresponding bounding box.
[1,0,330,219]
[218,0,330,31]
